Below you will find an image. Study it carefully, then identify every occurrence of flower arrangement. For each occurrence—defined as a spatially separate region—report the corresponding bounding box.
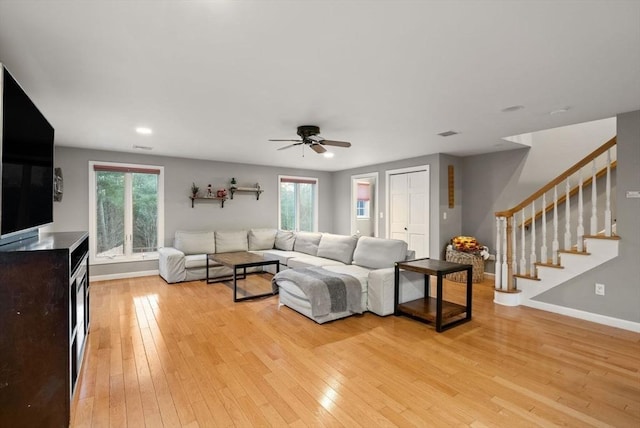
[191,182,199,197]
[449,236,490,260]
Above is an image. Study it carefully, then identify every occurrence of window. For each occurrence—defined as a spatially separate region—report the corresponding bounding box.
[89,161,164,264]
[356,182,371,218]
[356,199,370,218]
[278,175,318,232]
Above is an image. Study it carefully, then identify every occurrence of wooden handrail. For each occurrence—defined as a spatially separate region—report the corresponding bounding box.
[519,161,617,228]
[495,136,616,217]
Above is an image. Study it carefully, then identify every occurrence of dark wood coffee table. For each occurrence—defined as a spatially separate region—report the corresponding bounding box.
[206,251,279,301]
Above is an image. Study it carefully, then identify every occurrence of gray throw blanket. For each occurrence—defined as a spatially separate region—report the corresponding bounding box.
[272,267,363,317]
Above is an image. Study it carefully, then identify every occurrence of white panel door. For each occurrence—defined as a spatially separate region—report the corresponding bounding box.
[389,173,409,241]
[407,170,428,258]
[388,168,429,258]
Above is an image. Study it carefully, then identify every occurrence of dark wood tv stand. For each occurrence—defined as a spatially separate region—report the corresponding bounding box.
[0,231,90,427]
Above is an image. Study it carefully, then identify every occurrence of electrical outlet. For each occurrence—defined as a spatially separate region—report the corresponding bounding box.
[595,283,605,296]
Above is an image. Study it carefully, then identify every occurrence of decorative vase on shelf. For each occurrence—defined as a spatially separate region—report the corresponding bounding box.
[191,182,199,198]
[230,177,237,189]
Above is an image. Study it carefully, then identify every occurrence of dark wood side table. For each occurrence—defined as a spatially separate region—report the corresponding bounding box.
[207,251,279,302]
[394,258,472,332]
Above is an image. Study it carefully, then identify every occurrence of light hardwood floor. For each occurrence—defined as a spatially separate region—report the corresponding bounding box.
[71,274,640,427]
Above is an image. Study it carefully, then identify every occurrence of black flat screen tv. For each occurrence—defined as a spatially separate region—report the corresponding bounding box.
[0,64,55,244]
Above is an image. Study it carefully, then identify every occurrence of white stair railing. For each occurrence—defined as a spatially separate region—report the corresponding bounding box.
[494,136,617,293]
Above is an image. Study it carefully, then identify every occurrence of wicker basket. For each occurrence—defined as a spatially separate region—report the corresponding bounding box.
[445,247,485,283]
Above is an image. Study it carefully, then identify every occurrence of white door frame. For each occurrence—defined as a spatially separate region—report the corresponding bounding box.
[385,165,430,257]
[350,172,379,237]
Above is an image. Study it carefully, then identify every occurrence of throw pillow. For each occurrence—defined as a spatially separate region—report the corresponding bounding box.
[215,230,249,253]
[274,230,295,251]
[293,232,323,256]
[317,233,359,264]
[248,228,277,250]
[174,230,215,255]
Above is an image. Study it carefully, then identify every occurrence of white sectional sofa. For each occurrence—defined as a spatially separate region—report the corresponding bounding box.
[158,228,424,323]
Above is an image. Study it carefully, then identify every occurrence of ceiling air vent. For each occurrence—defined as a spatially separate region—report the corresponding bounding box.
[437,130,459,137]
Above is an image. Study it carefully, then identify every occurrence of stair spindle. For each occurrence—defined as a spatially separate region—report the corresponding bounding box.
[564,179,572,250]
[495,216,502,290]
[552,186,559,265]
[511,214,517,277]
[590,160,598,235]
[605,149,612,236]
[541,193,548,264]
[530,201,536,276]
[520,210,527,275]
[577,170,584,252]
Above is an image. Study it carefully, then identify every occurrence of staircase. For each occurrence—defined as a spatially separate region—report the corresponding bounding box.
[493,137,619,307]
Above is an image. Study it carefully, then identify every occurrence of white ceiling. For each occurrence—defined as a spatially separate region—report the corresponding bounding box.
[0,1,638,172]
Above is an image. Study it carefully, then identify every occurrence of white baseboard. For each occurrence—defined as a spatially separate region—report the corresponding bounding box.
[524,299,640,332]
[90,269,159,282]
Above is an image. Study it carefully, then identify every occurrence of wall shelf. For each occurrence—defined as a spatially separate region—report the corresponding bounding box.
[190,196,227,208]
[229,186,263,200]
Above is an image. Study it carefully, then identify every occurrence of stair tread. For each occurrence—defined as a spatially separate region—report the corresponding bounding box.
[583,234,621,240]
[558,249,591,255]
[494,288,521,294]
[514,273,540,281]
[535,261,564,269]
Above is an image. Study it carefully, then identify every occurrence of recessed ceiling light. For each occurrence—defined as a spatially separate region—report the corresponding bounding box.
[501,105,524,113]
[323,152,335,158]
[550,107,570,115]
[135,127,153,135]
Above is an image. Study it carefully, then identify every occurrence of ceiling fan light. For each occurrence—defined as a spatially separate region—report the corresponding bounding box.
[307,135,323,143]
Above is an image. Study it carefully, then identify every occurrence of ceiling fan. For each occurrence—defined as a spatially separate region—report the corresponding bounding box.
[269,125,351,154]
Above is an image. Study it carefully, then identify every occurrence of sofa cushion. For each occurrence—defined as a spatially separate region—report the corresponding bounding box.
[174,230,215,255]
[287,255,346,269]
[249,228,277,250]
[260,249,305,266]
[215,230,248,253]
[184,254,207,269]
[352,236,408,269]
[317,233,358,264]
[274,230,295,251]
[293,232,322,256]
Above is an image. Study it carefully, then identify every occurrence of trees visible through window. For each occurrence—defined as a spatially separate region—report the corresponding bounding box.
[90,162,164,263]
[279,176,318,232]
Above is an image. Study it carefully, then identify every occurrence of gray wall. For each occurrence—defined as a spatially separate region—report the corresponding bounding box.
[332,153,464,260]
[49,146,334,276]
[533,110,640,322]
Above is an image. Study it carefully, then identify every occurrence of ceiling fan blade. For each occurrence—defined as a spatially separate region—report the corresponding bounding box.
[310,143,327,154]
[320,139,351,148]
[269,139,302,142]
[277,143,302,151]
